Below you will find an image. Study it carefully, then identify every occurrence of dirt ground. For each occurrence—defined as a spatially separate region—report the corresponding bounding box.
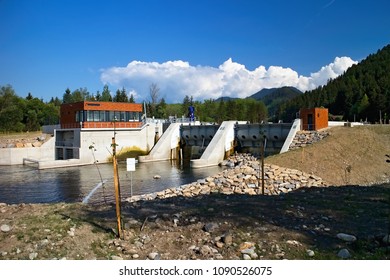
[0,125,390,260]
[266,125,390,186]
[0,184,389,260]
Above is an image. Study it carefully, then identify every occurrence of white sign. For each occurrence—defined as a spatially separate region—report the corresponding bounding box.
[126,158,136,171]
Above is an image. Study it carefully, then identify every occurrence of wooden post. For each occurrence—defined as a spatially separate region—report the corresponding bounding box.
[261,137,265,195]
[112,137,123,239]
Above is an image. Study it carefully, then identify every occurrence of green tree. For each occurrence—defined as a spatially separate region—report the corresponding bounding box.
[358,93,370,116]
[26,92,33,100]
[42,102,60,125]
[245,99,268,123]
[0,85,25,132]
[113,89,121,102]
[62,88,73,104]
[216,99,227,123]
[72,87,90,102]
[25,110,40,131]
[113,87,129,102]
[95,91,101,101]
[49,97,62,107]
[155,98,167,118]
[101,85,112,101]
[120,87,128,102]
[129,93,135,103]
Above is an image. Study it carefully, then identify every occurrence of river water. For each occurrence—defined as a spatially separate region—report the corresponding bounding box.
[0,161,225,205]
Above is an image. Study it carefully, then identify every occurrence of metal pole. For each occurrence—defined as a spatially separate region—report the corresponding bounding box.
[112,137,123,239]
[130,171,133,198]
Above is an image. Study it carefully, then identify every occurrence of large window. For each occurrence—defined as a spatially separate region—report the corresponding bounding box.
[114,111,120,121]
[99,111,105,121]
[93,111,100,121]
[87,111,94,121]
[77,110,141,122]
[75,110,84,122]
[108,111,115,121]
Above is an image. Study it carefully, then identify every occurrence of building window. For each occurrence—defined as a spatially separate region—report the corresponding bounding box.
[75,110,84,122]
[93,111,100,121]
[114,111,120,121]
[75,109,141,123]
[99,111,105,122]
[109,111,115,122]
[87,111,94,121]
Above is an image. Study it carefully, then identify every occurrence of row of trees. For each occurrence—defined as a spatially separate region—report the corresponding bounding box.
[62,85,136,103]
[143,83,268,123]
[0,85,59,132]
[0,82,268,132]
[147,94,268,124]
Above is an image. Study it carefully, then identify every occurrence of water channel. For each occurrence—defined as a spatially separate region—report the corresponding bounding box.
[0,161,225,205]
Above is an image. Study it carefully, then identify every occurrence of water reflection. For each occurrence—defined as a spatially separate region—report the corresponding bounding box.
[0,161,224,204]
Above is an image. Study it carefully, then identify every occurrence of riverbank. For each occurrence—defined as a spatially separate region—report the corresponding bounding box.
[127,153,327,202]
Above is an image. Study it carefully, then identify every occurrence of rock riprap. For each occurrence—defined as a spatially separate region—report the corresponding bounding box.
[126,153,328,202]
[289,130,329,150]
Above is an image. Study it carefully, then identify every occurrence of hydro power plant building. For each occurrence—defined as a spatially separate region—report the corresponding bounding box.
[54,101,161,166]
[60,101,143,129]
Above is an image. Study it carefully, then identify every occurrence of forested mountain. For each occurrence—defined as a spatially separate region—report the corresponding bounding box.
[248,86,302,100]
[248,87,302,120]
[277,44,390,123]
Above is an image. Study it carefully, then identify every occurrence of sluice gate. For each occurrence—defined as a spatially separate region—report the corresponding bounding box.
[140,119,301,168]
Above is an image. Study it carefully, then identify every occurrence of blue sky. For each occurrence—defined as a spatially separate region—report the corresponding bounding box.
[0,0,389,103]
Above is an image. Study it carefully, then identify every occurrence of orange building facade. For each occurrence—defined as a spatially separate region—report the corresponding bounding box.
[60,101,143,129]
[300,108,328,131]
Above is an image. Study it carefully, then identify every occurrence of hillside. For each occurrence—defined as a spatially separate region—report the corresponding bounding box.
[214,87,302,121]
[248,86,302,101]
[266,125,390,186]
[278,44,390,122]
[252,87,302,119]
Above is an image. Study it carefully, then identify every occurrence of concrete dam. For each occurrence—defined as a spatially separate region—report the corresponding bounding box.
[138,119,301,168]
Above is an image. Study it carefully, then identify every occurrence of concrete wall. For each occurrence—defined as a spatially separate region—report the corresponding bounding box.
[328,121,364,127]
[138,123,182,162]
[0,123,161,167]
[42,125,60,134]
[280,119,301,153]
[0,137,55,165]
[235,122,293,155]
[191,121,237,168]
[73,123,161,164]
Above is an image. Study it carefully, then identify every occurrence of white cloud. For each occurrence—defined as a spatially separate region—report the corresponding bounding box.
[100,56,357,103]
